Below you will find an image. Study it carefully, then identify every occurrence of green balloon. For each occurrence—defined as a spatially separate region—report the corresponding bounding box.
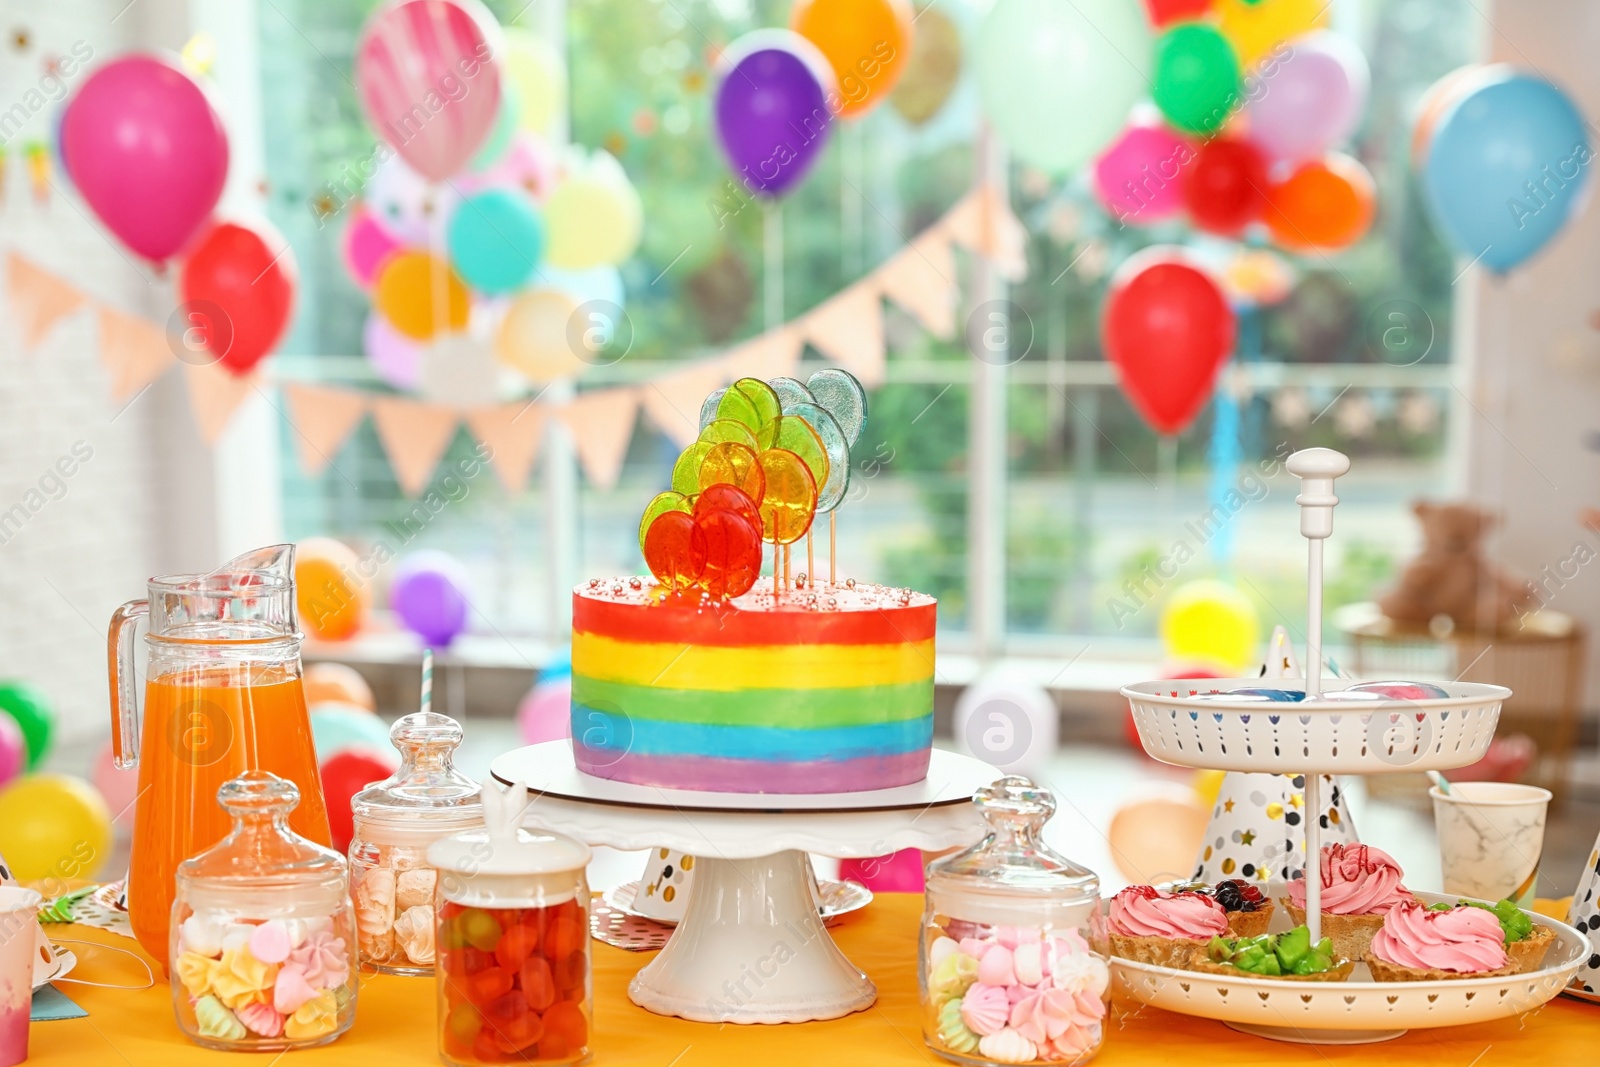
[1152,24,1241,135]
[976,0,1152,175]
[0,682,53,769]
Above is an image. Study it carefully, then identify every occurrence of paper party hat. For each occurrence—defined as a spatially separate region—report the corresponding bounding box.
[1564,830,1600,999]
[1191,771,1359,883]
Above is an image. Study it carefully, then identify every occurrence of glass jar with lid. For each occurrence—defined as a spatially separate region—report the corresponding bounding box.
[350,710,483,975]
[920,776,1109,1066]
[429,779,593,1067]
[171,771,357,1051]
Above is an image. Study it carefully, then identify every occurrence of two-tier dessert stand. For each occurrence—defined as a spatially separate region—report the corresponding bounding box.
[1118,449,1586,1043]
[491,743,997,1024]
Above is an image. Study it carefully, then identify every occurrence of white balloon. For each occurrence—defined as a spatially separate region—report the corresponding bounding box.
[952,674,1059,776]
[365,154,460,247]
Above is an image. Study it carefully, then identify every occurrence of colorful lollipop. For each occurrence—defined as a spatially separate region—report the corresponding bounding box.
[643,510,707,590]
[767,376,816,411]
[785,402,849,512]
[807,368,867,446]
[698,387,727,431]
[670,441,714,497]
[694,483,762,533]
[758,415,830,496]
[699,418,759,451]
[699,441,765,503]
[717,378,781,436]
[697,507,762,598]
[756,449,817,545]
[638,491,691,554]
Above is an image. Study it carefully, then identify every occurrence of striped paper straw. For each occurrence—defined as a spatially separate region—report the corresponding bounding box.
[420,647,433,716]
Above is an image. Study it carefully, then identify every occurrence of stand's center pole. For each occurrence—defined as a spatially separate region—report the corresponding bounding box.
[1303,772,1322,945]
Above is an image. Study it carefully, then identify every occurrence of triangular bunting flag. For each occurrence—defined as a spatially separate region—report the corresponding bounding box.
[465,402,547,495]
[641,360,726,447]
[370,397,461,496]
[7,254,87,349]
[945,185,1029,282]
[184,363,259,445]
[802,283,886,387]
[556,388,639,491]
[283,384,369,475]
[876,232,958,339]
[722,327,803,381]
[98,307,176,402]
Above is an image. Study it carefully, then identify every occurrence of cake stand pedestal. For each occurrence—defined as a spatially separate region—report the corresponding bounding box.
[490,743,996,1024]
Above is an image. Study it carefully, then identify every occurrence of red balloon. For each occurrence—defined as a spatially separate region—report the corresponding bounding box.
[697,508,762,599]
[178,220,298,376]
[1143,0,1213,27]
[1182,138,1268,236]
[643,511,707,590]
[319,748,395,853]
[1101,253,1235,435]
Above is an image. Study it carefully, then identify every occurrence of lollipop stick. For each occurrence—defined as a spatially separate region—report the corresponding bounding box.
[807,528,814,588]
[829,512,837,588]
[783,544,791,591]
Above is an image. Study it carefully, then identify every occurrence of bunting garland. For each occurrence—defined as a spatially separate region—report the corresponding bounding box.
[4,185,1024,495]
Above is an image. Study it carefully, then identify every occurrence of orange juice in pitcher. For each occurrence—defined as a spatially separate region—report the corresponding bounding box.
[109,545,332,967]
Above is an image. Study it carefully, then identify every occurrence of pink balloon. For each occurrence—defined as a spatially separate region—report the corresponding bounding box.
[343,208,403,288]
[456,132,558,201]
[91,740,139,828]
[365,153,460,246]
[517,678,572,745]
[1245,32,1369,165]
[363,312,423,390]
[59,55,228,261]
[1093,124,1194,226]
[0,715,22,789]
[355,0,504,182]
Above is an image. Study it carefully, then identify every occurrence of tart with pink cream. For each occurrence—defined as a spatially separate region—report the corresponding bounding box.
[1283,843,1416,961]
[1367,901,1518,981]
[1108,886,1229,969]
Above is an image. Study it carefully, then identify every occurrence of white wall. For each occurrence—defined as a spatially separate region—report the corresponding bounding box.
[1463,1,1600,714]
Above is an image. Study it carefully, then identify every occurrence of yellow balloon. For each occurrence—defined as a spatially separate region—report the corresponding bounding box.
[1192,768,1226,809]
[544,154,643,270]
[496,289,583,383]
[0,774,112,881]
[1217,0,1328,67]
[503,29,566,137]
[374,251,471,341]
[1159,579,1260,673]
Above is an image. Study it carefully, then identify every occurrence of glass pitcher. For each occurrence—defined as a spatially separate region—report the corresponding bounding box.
[109,544,332,968]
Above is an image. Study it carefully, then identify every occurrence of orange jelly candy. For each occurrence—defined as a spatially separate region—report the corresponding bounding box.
[542,1000,588,1047]
[493,922,541,972]
[520,955,557,1012]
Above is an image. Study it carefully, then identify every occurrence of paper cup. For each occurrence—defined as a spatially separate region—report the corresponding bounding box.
[0,886,41,1067]
[1430,782,1550,906]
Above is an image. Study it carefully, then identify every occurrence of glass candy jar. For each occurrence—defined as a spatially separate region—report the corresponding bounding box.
[171,771,357,1051]
[350,711,483,975]
[429,780,593,1067]
[921,777,1109,1067]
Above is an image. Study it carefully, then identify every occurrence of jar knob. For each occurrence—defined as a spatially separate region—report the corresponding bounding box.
[216,769,301,816]
[390,710,465,753]
[972,775,1056,830]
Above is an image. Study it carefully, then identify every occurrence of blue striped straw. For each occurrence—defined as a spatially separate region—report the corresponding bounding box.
[420,648,433,716]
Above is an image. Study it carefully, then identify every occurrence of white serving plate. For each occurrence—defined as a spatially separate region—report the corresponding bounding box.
[1121,679,1509,774]
[1110,890,1584,1043]
[603,877,872,927]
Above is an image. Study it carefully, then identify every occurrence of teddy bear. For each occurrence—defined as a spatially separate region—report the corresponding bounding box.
[1376,501,1533,631]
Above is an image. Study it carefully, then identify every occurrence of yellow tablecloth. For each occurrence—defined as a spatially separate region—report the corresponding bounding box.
[30,895,1597,1065]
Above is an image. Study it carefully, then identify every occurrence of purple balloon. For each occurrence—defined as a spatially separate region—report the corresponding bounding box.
[1246,32,1369,165]
[364,312,422,391]
[391,551,472,647]
[713,31,834,198]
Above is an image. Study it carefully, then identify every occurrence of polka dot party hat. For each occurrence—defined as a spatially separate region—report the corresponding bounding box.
[1191,771,1359,884]
[1563,832,1600,1001]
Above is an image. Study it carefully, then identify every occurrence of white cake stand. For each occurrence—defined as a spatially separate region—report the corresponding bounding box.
[490,743,996,1024]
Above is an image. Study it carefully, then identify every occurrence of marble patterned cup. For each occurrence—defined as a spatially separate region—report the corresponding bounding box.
[1430,782,1551,907]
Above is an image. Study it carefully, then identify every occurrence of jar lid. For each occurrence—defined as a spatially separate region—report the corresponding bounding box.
[427,778,591,877]
[178,771,348,893]
[351,711,482,823]
[926,776,1099,912]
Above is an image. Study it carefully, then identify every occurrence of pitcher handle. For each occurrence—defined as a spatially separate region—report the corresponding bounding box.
[107,599,148,770]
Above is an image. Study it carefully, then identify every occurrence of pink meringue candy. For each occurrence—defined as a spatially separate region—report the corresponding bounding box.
[977,945,1017,986]
[248,921,293,965]
[235,1001,286,1038]
[959,983,1011,1037]
[958,937,996,961]
[273,962,320,1016]
[977,1028,1038,1064]
[288,929,349,990]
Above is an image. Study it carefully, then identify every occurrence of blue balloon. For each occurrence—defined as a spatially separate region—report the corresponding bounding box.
[1422,72,1591,274]
[447,189,546,294]
[1223,687,1305,702]
[309,704,393,761]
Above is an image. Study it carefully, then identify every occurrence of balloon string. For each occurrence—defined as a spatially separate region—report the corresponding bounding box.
[50,938,155,990]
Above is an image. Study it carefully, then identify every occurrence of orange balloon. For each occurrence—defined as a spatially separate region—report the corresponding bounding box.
[295,537,368,642]
[374,251,471,340]
[756,448,817,545]
[303,662,376,711]
[791,0,915,119]
[1263,153,1375,251]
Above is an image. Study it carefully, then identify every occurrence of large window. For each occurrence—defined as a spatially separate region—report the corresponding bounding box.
[260,0,1478,655]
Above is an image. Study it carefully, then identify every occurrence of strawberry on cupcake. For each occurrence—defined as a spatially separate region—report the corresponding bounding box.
[1108,886,1228,969]
[1284,843,1415,961]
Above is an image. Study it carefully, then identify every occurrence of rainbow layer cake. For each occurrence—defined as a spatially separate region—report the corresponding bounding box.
[571,577,935,794]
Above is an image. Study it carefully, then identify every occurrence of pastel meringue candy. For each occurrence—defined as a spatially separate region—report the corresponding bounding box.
[929,949,979,998]
[194,994,248,1042]
[383,844,429,872]
[959,982,1010,1037]
[220,922,257,955]
[289,929,351,990]
[928,936,958,969]
[394,868,437,911]
[248,920,294,965]
[977,944,1017,986]
[393,904,435,965]
[354,866,397,961]
[211,945,278,1011]
[179,913,226,957]
[1011,941,1045,986]
[977,1028,1037,1065]
[273,962,319,1016]
[283,988,339,1041]
[935,997,980,1054]
[175,950,221,999]
[235,1001,286,1038]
